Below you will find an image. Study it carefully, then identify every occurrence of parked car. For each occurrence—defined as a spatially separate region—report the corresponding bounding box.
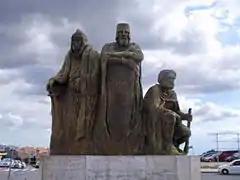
[0,160,11,167]
[201,151,219,157]
[200,151,219,161]
[11,161,22,169]
[0,158,26,169]
[201,153,220,162]
[0,158,14,167]
[11,160,26,169]
[225,152,240,162]
[218,151,239,162]
[218,159,240,175]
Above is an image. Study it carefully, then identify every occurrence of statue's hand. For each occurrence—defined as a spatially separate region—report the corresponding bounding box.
[184,113,192,122]
[46,77,64,90]
[114,52,135,58]
[161,109,180,119]
[125,52,134,57]
[114,52,125,56]
[102,53,118,60]
[46,78,56,91]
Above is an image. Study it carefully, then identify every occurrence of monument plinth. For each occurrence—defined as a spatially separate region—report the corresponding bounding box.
[40,155,201,180]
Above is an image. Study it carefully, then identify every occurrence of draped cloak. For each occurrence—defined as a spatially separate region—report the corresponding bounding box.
[49,45,100,155]
[93,42,145,155]
[143,84,182,154]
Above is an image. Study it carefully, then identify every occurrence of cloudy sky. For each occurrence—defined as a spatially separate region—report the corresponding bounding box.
[1,0,240,154]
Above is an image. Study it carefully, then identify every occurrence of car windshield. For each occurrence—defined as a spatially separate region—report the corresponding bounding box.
[2,158,12,162]
[204,153,216,157]
[233,152,240,157]
[230,160,240,165]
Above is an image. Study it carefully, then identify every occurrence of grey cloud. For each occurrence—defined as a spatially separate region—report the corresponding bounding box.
[168,30,207,55]
[20,65,54,85]
[38,98,50,105]
[0,70,20,85]
[14,64,55,96]
[22,118,51,130]
[0,113,23,128]
[0,55,39,69]
[0,101,51,131]
[194,105,239,123]
[0,0,119,77]
[0,24,39,69]
[0,0,120,48]
[117,1,206,54]
[0,0,205,62]
[0,0,117,23]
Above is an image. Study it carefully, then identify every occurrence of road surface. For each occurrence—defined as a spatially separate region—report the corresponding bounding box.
[0,169,239,180]
[202,173,240,180]
[0,167,40,180]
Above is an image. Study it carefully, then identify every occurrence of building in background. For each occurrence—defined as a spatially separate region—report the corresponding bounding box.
[17,147,49,164]
[0,145,18,159]
[0,145,49,163]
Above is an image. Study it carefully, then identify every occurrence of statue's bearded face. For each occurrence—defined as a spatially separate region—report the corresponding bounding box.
[160,73,176,90]
[117,29,130,47]
[71,38,83,53]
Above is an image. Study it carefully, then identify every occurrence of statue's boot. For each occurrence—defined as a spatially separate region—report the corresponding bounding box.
[168,145,183,155]
[175,145,183,153]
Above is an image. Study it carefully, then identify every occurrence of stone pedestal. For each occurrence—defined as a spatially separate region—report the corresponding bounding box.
[40,155,201,180]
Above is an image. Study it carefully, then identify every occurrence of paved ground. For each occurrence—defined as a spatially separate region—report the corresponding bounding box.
[0,168,239,180]
[2,172,240,180]
[202,173,240,180]
[0,167,38,173]
[0,167,39,180]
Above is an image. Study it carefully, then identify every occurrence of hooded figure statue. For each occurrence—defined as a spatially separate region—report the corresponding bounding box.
[47,29,100,155]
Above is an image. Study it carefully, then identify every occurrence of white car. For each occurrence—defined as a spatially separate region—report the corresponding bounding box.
[0,161,11,167]
[218,159,240,175]
[11,160,26,169]
[0,159,14,167]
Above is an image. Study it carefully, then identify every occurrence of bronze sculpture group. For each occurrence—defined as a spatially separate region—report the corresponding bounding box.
[46,23,193,156]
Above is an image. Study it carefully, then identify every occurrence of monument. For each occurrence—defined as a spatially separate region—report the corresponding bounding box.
[42,23,201,180]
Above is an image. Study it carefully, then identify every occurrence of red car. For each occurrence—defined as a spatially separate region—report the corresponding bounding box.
[217,151,239,162]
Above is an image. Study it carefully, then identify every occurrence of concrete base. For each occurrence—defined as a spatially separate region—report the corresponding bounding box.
[40,155,201,180]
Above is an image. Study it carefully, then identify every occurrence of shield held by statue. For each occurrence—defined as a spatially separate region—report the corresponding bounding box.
[105,64,136,142]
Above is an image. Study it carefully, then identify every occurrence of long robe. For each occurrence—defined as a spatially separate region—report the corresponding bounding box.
[93,42,144,155]
[49,45,100,155]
